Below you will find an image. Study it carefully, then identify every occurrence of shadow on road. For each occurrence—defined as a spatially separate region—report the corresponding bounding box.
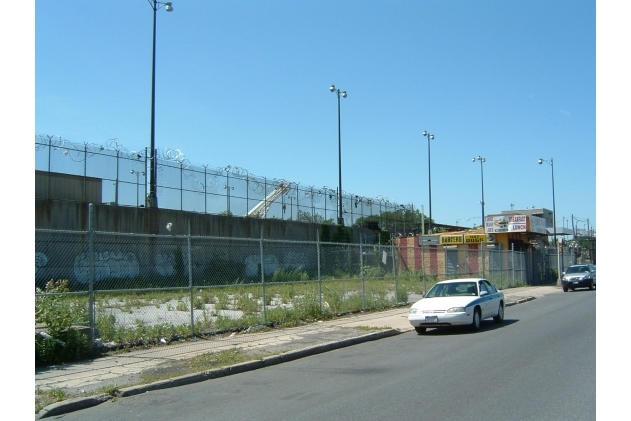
[413,319,519,336]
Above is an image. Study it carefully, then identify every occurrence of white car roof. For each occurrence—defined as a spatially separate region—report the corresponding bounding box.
[436,278,485,284]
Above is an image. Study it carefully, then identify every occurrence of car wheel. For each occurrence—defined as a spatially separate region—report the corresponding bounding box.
[493,303,504,323]
[471,308,481,332]
[415,327,426,334]
[563,285,568,292]
[589,281,594,290]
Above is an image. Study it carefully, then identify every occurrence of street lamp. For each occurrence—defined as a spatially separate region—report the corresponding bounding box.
[538,158,557,248]
[131,170,145,207]
[472,156,486,226]
[224,166,234,215]
[473,156,486,277]
[330,84,347,225]
[146,1,173,208]
[422,131,435,233]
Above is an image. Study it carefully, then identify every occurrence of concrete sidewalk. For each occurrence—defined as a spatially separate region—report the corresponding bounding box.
[35,285,561,419]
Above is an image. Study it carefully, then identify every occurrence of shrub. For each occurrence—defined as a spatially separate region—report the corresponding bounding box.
[271,268,310,283]
[35,280,87,336]
[35,279,91,366]
[35,327,89,366]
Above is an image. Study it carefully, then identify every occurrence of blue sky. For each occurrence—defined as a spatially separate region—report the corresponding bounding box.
[5,2,630,413]
[32,0,597,232]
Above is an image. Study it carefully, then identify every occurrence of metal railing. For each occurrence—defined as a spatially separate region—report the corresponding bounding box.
[35,134,415,229]
[36,209,541,356]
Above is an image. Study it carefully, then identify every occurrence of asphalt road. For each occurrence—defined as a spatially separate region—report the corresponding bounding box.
[51,290,596,421]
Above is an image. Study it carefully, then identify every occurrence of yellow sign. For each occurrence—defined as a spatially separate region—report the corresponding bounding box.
[465,234,487,243]
[441,235,463,245]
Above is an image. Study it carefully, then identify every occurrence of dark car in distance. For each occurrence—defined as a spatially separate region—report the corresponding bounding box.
[562,264,596,292]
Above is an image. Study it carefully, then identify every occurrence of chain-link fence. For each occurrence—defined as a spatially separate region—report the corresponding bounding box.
[35,134,415,228]
[36,225,410,354]
[36,216,549,358]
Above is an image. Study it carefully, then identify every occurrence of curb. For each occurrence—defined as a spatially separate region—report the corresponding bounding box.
[35,296,536,418]
[35,329,402,418]
[507,297,535,306]
[35,394,111,419]
[117,328,400,399]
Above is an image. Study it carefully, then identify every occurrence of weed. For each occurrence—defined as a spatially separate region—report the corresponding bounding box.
[99,385,119,395]
[235,294,259,314]
[35,387,66,414]
[193,296,205,310]
[215,292,231,310]
[138,348,271,385]
[176,300,189,312]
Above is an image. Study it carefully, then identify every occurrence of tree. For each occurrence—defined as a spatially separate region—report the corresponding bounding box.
[296,210,333,224]
[355,208,430,234]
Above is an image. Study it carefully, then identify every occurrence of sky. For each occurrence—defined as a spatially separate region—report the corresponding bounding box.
[30,0,598,233]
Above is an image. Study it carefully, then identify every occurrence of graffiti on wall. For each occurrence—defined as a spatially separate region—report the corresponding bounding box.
[243,252,309,278]
[35,252,48,275]
[37,248,303,284]
[155,252,175,277]
[73,251,140,284]
[284,252,308,271]
[244,255,279,277]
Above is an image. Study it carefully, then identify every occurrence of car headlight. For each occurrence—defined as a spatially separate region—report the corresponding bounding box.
[447,307,466,313]
[409,308,419,314]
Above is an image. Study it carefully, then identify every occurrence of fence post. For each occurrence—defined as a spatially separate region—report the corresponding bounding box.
[88,203,95,352]
[480,238,486,278]
[180,162,184,211]
[360,240,365,310]
[260,225,266,323]
[83,143,88,202]
[188,220,194,333]
[511,243,515,287]
[115,150,119,205]
[443,246,447,281]
[391,239,396,280]
[499,248,503,289]
[422,243,426,295]
[556,244,561,286]
[317,229,322,312]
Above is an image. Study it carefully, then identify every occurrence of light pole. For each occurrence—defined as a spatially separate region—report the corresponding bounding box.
[538,158,559,285]
[131,170,145,207]
[472,156,486,227]
[399,205,406,235]
[224,166,234,215]
[473,156,486,278]
[330,84,347,226]
[538,158,557,247]
[422,131,435,233]
[146,1,173,208]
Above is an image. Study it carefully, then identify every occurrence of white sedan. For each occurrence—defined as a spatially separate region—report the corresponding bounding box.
[408,278,505,334]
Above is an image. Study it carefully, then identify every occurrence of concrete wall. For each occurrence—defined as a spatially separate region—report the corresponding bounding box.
[35,199,379,243]
[36,170,102,203]
[35,199,384,287]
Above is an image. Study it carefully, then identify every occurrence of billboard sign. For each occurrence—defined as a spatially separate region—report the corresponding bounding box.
[419,235,441,246]
[485,214,543,234]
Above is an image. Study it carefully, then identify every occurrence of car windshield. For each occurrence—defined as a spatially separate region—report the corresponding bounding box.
[425,282,477,298]
[566,266,589,274]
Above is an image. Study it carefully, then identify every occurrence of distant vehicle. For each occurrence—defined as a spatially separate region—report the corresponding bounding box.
[562,264,596,292]
[408,278,504,334]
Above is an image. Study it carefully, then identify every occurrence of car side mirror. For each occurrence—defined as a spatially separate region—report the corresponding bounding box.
[480,290,488,297]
